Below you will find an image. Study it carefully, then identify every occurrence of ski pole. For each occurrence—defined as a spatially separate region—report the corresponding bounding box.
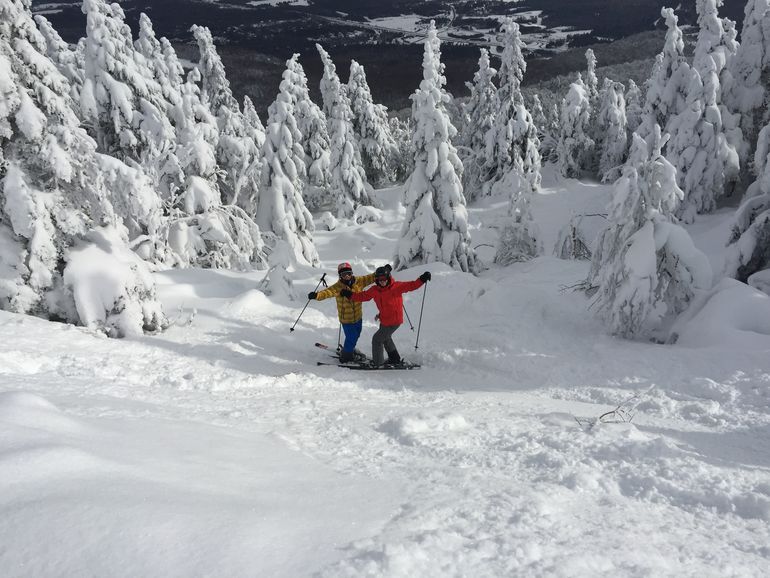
[290,273,326,332]
[414,282,428,349]
[403,305,415,331]
[337,323,342,351]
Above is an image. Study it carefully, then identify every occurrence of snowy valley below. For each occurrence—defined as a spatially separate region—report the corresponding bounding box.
[2,171,770,577]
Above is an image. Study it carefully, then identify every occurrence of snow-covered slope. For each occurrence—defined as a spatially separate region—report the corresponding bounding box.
[1,169,769,576]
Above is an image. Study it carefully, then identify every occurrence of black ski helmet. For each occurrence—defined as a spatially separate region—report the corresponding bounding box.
[374,266,391,284]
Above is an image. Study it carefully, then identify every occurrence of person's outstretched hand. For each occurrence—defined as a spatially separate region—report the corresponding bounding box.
[419,272,431,283]
[340,289,353,298]
[308,291,318,300]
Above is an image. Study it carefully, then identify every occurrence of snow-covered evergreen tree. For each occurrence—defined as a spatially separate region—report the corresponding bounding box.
[557,75,594,178]
[317,44,373,217]
[589,127,712,339]
[348,60,398,184]
[257,70,319,266]
[625,79,643,136]
[283,55,330,200]
[724,0,770,171]
[637,8,692,140]
[585,48,599,104]
[725,121,770,284]
[669,0,740,222]
[394,21,476,273]
[389,116,414,183]
[0,0,166,336]
[459,48,497,201]
[34,15,83,102]
[597,79,628,182]
[79,0,169,240]
[493,167,543,265]
[486,19,541,198]
[191,25,261,211]
[160,67,265,270]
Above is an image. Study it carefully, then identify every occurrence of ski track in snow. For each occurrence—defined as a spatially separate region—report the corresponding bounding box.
[2,168,770,576]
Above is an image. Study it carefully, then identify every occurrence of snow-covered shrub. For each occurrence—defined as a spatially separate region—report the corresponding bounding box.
[554,216,591,260]
[492,168,542,265]
[257,241,296,301]
[354,205,383,225]
[393,22,477,273]
[61,226,167,337]
[589,127,712,339]
[319,211,338,231]
[161,176,265,269]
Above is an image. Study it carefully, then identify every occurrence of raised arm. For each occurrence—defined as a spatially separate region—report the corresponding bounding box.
[349,286,375,302]
[314,281,342,301]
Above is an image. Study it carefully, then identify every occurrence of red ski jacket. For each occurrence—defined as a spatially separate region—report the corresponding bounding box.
[351,279,424,326]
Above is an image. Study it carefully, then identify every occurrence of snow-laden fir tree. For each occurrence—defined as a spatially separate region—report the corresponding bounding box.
[348,59,398,184]
[191,25,262,212]
[486,19,541,198]
[394,21,476,273]
[317,44,373,217]
[557,75,594,178]
[585,48,599,104]
[458,48,497,201]
[389,115,414,183]
[597,78,628,183]
[725,121,770,285]
[257,68,319,266]
[81,0,165,161]
[493,160,543,265]
[34,15,83,102]
[283,55,330,203]
[637,8,692,140]
[79,0,170,241]
[669,0,740,222]
[625,79,643,136]
[724,0,770,172]
[159,66,265,270]
[0,0,167,336]
[589,126,712,339]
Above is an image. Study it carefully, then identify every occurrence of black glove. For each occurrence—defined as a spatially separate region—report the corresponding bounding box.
[307,291,318,300]
[340,289,353,298]
[384,264,392,273]
[419,272,431,283]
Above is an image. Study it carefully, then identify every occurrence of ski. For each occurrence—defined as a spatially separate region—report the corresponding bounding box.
[316,361,420,370]
[315,342,370,363]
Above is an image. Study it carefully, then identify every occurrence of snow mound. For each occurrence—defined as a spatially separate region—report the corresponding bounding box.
[672,279,770,349]
[0,391,85,434]
[226,289,274,316]
[379,412,469,446]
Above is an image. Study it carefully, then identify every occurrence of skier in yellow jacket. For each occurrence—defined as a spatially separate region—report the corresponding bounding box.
[308,262,381,362]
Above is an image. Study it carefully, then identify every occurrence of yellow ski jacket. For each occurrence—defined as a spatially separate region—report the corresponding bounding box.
[315,273,376,324]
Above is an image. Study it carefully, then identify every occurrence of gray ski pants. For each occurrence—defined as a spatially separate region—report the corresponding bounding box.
[372,324,399,365]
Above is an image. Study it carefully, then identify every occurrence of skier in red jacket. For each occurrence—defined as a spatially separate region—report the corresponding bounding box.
[341,266,431,366]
